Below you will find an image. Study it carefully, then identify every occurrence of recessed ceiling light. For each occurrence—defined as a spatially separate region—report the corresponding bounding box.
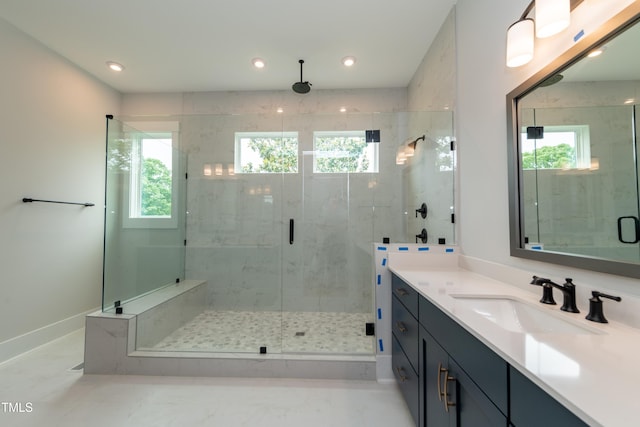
[276,107,284,113]
[106,61,124,72]
[339,107,347,113]
[252,58,266,69]
[624,98,635,105]
[342,56,356,67]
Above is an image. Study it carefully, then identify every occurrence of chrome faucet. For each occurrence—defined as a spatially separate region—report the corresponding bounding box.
[529,276,580,313]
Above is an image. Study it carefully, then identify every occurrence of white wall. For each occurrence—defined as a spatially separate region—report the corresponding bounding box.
[455,0,640,303]
[0,18,121,358]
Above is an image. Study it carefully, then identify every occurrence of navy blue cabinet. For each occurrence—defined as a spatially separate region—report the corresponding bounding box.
[391,273,587,427]
[392,279,421,426]
[419,315,507,426]
[510,366,588,427]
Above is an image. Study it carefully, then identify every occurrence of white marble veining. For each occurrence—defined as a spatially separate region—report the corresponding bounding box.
[1,329,414,427]
[389,253,640,427]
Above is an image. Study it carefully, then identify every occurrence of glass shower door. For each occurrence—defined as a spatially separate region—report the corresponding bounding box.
[281,113,376,355]
[182,114,285,354]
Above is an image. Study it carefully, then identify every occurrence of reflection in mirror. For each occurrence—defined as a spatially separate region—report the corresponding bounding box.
[507,4,640,278]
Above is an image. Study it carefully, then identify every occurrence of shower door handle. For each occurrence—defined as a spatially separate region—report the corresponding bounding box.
[289,219,294,245]
[617,216,640,244]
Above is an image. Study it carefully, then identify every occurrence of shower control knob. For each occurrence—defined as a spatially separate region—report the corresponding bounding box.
[415,202,428,219]
[415,228,428,244]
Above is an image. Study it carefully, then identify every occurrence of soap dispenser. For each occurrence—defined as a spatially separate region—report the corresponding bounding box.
[585,291,622,323]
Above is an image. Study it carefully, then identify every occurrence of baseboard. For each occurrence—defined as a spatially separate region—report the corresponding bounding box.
[0,307,98,364]
[376,355,394,382]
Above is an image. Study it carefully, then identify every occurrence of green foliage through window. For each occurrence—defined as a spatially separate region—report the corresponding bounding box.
[314,135,371,173]
[141,158,172,216]
[239,136,298,173]
[521,143,576,169]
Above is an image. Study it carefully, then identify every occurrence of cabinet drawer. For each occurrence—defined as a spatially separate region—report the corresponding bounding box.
[392,335,419,426]
[392,295,419,372]
[419,295,508,416]
[392,273,418,317]
[510,366,587,427]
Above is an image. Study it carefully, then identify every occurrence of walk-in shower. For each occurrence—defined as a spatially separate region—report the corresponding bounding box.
[101,110,455,360]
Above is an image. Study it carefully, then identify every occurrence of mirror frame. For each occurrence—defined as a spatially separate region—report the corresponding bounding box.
[507,2,640,279]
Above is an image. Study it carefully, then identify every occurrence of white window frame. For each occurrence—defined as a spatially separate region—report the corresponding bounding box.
[521,124,591,170]
[234,132,299,174]
[123,121,180,229]
[312,130,379,173]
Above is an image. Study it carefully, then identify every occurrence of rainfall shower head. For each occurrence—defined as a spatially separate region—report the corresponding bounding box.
[292,60,312,94]
[539,74,564,87]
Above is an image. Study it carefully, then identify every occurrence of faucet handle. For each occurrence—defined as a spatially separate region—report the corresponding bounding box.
[530,275,556,305]
[586,291,621,323]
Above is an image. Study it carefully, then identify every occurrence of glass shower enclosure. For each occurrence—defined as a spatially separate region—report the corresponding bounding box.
[103,110,455,356]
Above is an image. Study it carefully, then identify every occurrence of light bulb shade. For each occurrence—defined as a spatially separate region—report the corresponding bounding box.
[535,0,570,38]
[506,19,534,68]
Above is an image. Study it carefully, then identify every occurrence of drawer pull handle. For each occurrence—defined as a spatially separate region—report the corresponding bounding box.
[437,363,447,402]
[444,373,456,412]
[396,321,407,333]
[396,288,409,296]
[396,367,408,383]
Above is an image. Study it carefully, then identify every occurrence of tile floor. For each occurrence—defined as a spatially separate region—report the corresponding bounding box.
[143,310,374,354]
[0,329,414,427]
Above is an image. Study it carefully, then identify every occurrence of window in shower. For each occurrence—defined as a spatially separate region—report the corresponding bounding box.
[124,131,179,228]
[313,131,378,173]
[521,125,591,170]
[235,132,299,173]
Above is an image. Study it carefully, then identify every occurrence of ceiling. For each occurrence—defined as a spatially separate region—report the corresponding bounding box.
[0,0,457,94]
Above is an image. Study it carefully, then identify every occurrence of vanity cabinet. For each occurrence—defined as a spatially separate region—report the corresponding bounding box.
[391,274,421,425]
[510,367,588,427]
[391,273,587,427]
[419,304,508,426]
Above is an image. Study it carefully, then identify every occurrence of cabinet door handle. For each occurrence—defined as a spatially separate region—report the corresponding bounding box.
[395,367,408,383]
[396,288,408,297]
[437,363,447,402]
[395,321,407,333]
[444,373,456,412]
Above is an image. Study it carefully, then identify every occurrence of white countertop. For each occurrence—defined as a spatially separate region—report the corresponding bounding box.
[389,260,640,427]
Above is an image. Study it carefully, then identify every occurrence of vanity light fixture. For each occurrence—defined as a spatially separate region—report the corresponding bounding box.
[506,0,581,68]
[252,58,266,69]
[106,61,125,72]
[342,56,356,67]
[535,0,570,38]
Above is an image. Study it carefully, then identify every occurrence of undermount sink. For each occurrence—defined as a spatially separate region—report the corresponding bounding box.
[451,295,602,335]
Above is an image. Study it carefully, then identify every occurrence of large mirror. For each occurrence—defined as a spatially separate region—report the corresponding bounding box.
[507,3,640,278]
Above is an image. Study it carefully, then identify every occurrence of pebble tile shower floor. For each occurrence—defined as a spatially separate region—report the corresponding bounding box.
[142,311,374,354]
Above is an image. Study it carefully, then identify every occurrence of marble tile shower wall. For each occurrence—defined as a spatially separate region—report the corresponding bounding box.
[405,111,455,246]
[180,112,413,313]
[521,82,640,260]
